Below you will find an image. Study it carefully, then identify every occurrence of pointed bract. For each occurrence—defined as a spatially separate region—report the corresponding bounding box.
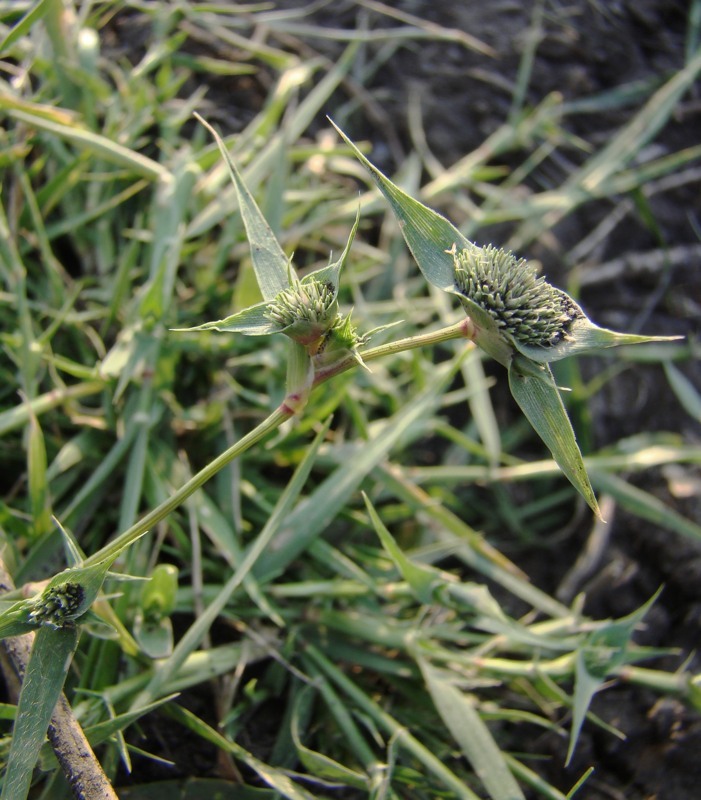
[508,359,601,518]
[514,318,681,363]
[173,302,279,336]
[195,113,289,301]
[330,119,469,291]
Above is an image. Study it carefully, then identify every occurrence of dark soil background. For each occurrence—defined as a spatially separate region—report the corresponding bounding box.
[111,1,701,797]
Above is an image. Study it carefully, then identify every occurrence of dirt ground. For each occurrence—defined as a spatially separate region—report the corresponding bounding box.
[109,1,701,797]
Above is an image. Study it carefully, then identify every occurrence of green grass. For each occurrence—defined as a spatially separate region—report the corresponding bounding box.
[1,1,700,798]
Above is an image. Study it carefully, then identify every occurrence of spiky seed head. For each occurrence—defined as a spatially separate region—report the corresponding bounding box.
[452,244,582,349]
[28,582,85,629]
[266,280,336,327]
[266,279,339,345]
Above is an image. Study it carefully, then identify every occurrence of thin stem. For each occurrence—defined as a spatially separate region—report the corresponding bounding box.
[82,404,292,568]
[313,317,475,385]
[0,380,106,437]
[82,318,474,569]
[363,318,475,362]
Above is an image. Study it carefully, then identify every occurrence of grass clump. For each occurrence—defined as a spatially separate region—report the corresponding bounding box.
[0,2,699,799]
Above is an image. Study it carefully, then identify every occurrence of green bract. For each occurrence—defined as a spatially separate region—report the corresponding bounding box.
[173,246,357,350]
[330,120,681,518]
[174,114,360,359]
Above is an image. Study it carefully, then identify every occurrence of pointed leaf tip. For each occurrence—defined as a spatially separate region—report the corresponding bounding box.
[172,302,279,336]
[195,112,290,302]
[508,360,602,519]
[329,119,470,291]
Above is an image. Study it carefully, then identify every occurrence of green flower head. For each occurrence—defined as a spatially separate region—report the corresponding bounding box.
[28,581,85,629]
[452,243,583,350]
[330,120,682,519]
[175,114,363,388]
[266,277,339,345]
[443,241,676,369]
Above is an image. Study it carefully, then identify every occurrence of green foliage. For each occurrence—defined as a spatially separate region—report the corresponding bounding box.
[1,626,78,800]
[0,2,698,799]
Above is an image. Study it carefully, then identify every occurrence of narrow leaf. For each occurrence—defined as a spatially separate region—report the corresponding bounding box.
[172,301,278,335]
[568,652,604,768]
[664,360,701,422]
[195,113,289,301]
[2,626,79,800]
[330,120,470,291]
[0,601,37,639]
[0,0,52,52]
[164,704,317,800]
[508,360,600,518]
[364,493,446,604]
[420,660,526,800]
[291,689,368,789]
[567,591,661,764]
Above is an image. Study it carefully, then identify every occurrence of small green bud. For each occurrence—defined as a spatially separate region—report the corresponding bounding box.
[312,313,369,373]
[141,563,178,621]
[451,244,583,350]
[266,279,339,345]
[28,581,85,629]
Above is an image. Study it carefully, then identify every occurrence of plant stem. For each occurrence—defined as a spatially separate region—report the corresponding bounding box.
[313,317,475,385]
[82,404,292,568]
[363,318,475,361]
[82,318,473,569]
[0,380,106,437]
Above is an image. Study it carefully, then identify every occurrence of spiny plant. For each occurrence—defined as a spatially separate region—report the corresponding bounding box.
[0,112,688,799]
[2,7,700,796]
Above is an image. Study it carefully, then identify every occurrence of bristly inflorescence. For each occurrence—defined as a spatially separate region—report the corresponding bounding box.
[28,582,85,629]
[266,279,337,330]
[451,244,583,349]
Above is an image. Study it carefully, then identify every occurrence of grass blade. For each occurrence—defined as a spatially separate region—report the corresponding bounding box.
[305,645,482,799]
[664,361,701,422]
[194,113,290,301]
[1,626,79,800]
[420,659,526,800]
[591,469,701,543]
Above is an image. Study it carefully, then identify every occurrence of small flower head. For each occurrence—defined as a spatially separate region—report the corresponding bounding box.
[313,312,368,369]
[452,243,583,351]
[28,581,85,629]
[266,278,339,345]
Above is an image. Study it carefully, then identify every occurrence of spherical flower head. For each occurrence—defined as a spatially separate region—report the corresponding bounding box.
[452,244,583,350]
[266,278,339,346]
[28,581,85,629]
